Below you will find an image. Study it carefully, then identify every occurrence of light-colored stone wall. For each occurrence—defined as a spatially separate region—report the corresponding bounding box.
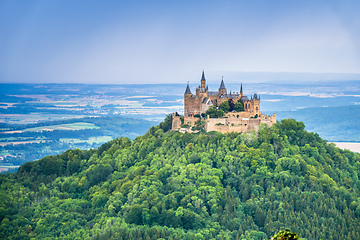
[226,111,251,119]
[204,113,276,133]
[183,116,200,126]
[172,111,276,133]
[201,99,213,114]
[171,114,201,131]
[172,114,182,130]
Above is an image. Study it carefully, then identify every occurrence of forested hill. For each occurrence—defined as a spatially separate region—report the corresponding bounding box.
[1,119,360,239]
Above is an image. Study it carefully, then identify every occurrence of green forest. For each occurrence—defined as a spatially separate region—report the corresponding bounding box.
[1,118,360,239]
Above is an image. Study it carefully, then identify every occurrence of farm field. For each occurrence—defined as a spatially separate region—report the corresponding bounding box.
[0,115,155,170]
[1,81,360,172]
[0,140,48,146]
[1,122,99,134]
[0,165,20,172]
[60,136,113,144]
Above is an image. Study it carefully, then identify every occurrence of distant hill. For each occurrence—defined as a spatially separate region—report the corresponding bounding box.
[1,119,360,239]
[277,105,360,142]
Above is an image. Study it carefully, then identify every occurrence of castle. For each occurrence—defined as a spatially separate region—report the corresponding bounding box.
[172,71,276,133]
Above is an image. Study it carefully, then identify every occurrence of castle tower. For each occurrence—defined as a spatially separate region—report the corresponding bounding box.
[218,77,226,96]
[201,70,206,89]
[184,82,192,117]
[249,93,261,117]
[185,82,192,95]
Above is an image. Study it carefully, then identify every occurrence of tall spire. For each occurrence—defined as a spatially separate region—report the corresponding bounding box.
[240,83,243,95]
[184,81,192,94]
[201,70,206,81]
[219,76,226,89]
[201,70,206,88]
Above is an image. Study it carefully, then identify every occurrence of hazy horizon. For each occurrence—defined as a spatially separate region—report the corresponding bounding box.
[1,72,360,85]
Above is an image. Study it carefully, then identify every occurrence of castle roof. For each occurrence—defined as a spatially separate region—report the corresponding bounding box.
[221,93,240,98]
[201,71,206,81]
[219,79,226,89]
[184,83,192,94]
[202,97,208,103]
[240,96,249,101]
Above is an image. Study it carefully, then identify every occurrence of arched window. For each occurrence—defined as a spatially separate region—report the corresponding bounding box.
[256,107,258,111]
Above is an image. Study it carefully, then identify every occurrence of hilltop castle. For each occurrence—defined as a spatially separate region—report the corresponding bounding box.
[184,71,261,117]
[172,71,276,133]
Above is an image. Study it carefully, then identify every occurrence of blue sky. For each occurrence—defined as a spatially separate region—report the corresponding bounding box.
[0,0,359,84]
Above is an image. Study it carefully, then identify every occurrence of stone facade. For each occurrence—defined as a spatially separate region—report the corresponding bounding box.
[205,112,276,133]
[184,71,261,117]
[172,71,277,133]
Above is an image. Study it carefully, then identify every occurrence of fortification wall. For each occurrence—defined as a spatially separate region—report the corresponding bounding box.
[205,113,276,133]
[226,112,251,119]
[183,116,200,126]
[171,114,201,131]
[172,114,182,130]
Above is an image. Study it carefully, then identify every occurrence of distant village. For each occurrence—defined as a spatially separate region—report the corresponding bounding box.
[172,71,276,133]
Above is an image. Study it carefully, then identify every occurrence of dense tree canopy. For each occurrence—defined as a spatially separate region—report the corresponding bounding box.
[218,99,244,113]
[205,106,225,118]
[1,119,360,239]
[219,101,231,113]
[234,102,244,112]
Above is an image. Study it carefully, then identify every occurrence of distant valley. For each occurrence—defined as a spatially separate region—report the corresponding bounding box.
[1,81,359,171]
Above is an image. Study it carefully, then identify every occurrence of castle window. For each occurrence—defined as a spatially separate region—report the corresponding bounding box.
[256,107,258,111]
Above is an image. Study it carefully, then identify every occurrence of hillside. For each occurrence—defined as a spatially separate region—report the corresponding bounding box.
[1,119,360,239]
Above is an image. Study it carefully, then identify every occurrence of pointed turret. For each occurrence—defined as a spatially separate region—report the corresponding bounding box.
[218,76,227,95]
[219,78,226,89]
[184,82,192,95]
[240,83,243,96]
[201,70,206,81]
[201,70,206,88]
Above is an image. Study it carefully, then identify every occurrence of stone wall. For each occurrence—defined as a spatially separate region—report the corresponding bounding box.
[184,95,200,116]
[172,114,182,130]
[183,116,200,126]
[172,114,201,131]
[172,112,276,134]
[204,113,276,133]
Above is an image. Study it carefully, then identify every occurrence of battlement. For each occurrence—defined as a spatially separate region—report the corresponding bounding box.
[172,112,276,133]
